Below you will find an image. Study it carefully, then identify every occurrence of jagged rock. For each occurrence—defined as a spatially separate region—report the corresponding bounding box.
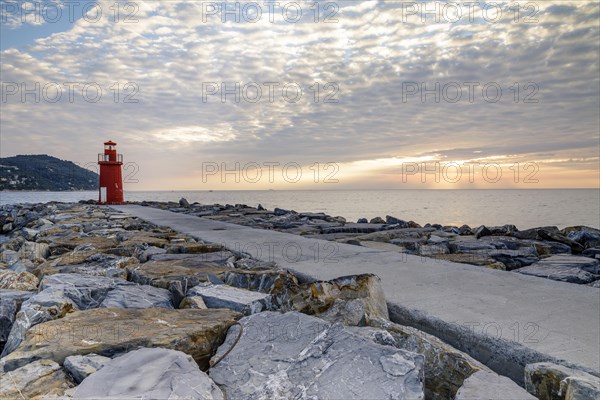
[455,370,536,399]
[538,230,585,253]
[0,359,75,399]
[35,244,102,268]
[530,240,572,256]
[274,207,290,216]
[1,273,174,356]
[186,283,272,315]
[179,197,190,207]
[99,284,174,309]
[561,226,600,235]
[299,212,329,220]
[210,311,424,399]
[386,215,408,227]
[524,362,600,400]
[0,289,33,308]
[132,244,166,262]
[567,230,600,249]
[513,226,560,241]
[18,241,50,262]
[474,225,492,239]
[459,225,473,235]
[370,216,386,224]
[0,296,17,349]
[448,240,497,254]
[516,265,598,284]
[219,269,298,295]
[368,318,489,400]
[285,274,388,325]
[64,353,111,383]
[489,224,519,236]
[1,291,75,357]
[0,249,19,266]
[516,255,600,284]
[7,258,35,273]
[0,270,39,291]
[1,307,241,372]
[38,273,172,310]
[72,348,223,399]
[357,217,368,223]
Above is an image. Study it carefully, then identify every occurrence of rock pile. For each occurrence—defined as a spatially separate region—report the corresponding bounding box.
[146,200,600,287]
[0,202,598,399]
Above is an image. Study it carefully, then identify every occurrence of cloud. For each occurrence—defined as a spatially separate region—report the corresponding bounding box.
[0,0,598,189]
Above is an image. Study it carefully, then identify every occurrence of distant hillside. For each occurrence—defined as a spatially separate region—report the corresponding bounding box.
[0,155,98,191]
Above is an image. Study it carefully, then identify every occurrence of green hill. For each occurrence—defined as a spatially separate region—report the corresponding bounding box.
[0,155,98,191]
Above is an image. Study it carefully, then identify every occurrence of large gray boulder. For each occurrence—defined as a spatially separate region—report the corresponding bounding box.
[516,255,600,284]
[455,370,536,399]
[210,311,424,399]
[185,283,272,314]
[99,284,174,309]
[72,347,224,399]
[1,273,173,356]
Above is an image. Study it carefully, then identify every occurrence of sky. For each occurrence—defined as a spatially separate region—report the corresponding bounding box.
[1,0,599,190]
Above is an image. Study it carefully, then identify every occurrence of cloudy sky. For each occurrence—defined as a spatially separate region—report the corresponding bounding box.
[1,0,598,189]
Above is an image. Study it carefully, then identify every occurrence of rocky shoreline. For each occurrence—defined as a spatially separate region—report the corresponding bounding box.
[0,201,598,399]
[138,199,600,287]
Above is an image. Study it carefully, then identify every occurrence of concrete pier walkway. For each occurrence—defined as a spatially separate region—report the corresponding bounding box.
[112,205,600,382]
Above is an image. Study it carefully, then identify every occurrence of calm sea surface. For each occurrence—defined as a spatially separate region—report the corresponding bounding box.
[1,189,598,230]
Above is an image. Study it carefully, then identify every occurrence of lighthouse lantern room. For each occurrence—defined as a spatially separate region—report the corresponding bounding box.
[97,140,125,204]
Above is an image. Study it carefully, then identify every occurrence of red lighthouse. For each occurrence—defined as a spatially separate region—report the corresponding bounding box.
[97,140,125,204]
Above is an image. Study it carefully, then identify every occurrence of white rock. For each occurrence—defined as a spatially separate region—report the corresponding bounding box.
[72,347,224,399]
[210,311,425,399]
[187,283,272,315]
